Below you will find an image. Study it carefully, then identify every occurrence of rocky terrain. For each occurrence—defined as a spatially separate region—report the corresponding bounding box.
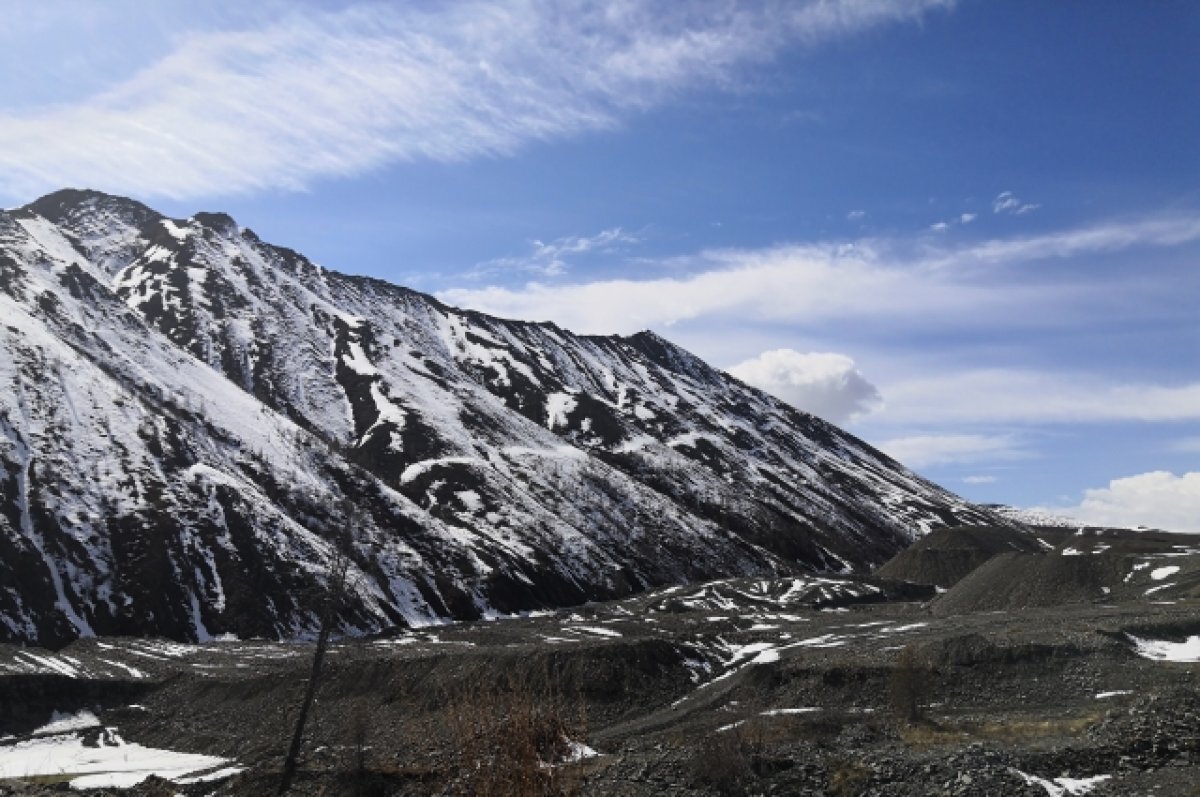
[0,189,996,647]
[1,523,1197,795]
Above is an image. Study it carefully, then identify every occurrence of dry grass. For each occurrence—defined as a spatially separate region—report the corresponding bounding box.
[900,709,1107,749]
[827,759,872,796]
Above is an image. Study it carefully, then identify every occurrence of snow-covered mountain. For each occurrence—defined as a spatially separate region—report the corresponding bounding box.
[0,189,998,645]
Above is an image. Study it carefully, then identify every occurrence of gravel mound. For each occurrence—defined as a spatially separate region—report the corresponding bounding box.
[874,526,1043,589]
[930,552,1129,616]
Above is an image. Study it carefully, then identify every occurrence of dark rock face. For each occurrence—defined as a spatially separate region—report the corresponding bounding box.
[0,189,999,644]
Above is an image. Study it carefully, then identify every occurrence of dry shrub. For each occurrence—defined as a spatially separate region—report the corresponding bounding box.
[828,758,871,796]
[889,643,925,724]
[688,721,768,796]
[443,664,588,796]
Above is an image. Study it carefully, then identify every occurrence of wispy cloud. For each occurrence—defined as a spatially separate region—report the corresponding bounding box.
[992,190,1039,215]
[441,241,1007,333]
[0,0,954,201]
[962,475,997,484]
[880,370,1200,425]
[1171,437,1200,453]
[877,434,1030,469]
[439,213,1200,334]
[469,228,638,279]
[847,210,867,221]
[922,213,1200,269]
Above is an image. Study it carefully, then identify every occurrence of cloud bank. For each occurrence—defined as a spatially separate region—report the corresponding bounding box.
[0,0,953,201]
[1037,471,1200,534]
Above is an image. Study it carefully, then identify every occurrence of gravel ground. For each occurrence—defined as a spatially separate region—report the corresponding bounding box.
[1,562,1198,795]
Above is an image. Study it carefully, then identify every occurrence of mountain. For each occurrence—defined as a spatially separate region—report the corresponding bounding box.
[0,189,999,646]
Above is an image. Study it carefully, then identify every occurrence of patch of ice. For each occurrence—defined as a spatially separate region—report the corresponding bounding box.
[1150,565,1180,581]
[1094,690,1131,699]
[760,707,820,717]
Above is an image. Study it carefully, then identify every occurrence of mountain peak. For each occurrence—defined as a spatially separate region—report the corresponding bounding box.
[190,211,240,238]
[0,192,1001,645]
[22,187,160,228]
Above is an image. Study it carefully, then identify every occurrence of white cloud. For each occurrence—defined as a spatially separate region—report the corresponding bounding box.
[469,228,637,278]
[881,370,1200,425]
[726,349,880,424]
[847,210,867,221]
[992,190,1039,215]
[1035,471,1200,533]
[439,213,1200,335]
[962,475,997,484]
[876,434,1028,469]
[0,0,954,201]
[930,211,975,231]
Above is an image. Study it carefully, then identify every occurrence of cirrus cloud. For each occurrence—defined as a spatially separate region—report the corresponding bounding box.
[876,434,1030,469]
[0,0,955,201]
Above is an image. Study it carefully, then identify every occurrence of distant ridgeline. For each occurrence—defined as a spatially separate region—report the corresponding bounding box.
[0,189,999,645]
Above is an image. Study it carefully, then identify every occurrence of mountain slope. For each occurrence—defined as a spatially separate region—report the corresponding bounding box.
[0,189,999,645]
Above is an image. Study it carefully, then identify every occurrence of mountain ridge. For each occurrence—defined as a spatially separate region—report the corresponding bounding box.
[0,188,1002,646]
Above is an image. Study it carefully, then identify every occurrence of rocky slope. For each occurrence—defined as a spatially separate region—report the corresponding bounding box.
[0,189,997,646]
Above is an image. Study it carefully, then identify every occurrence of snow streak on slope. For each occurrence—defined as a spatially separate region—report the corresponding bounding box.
[0,189,1000,644]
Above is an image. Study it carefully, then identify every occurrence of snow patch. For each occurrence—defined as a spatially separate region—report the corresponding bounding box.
[546,392,577,430]
[1011,769,1110,796]
[1150,565,1180,580]
[0,727,240,790]
[34,710,101,735]
[1128,634,1200,662]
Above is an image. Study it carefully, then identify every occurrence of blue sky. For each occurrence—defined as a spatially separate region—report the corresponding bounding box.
[2,1,1197,530]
